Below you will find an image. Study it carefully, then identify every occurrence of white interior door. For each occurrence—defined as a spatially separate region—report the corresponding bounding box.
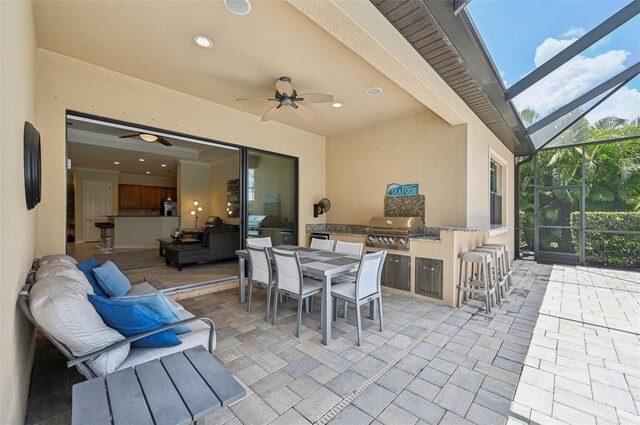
[84,180,113,242]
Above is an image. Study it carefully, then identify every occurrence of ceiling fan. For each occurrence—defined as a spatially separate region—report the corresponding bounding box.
[119,132,172,146]
[237,76,334,122]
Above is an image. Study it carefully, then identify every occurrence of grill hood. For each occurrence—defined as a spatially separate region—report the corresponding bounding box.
[366,216,424,234]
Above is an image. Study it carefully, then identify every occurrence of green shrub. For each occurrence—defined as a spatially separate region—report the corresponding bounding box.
[570,211,640,268]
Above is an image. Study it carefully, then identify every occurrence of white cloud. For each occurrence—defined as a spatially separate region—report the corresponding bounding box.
[515,34,632,120]
[562,27,586,38]
[534,37,577,67]
[585,86,640,123]
[498,69,508,87]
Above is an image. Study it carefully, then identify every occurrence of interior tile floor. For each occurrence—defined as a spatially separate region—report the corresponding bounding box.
[66,242,238,289]
[25,261,640,425]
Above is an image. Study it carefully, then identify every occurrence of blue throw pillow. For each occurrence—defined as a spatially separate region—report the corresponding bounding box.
[93,261,131,297]
[113,293,190,334]
[88,295,181,348]
[76,257,108,298]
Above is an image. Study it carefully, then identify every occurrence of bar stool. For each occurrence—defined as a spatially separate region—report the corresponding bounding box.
[94,222,114,252]
[484,243,513,290]
[457,251,496,313]
[475,246,506,301]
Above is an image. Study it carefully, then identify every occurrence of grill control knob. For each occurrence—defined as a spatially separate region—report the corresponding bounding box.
[367,235,375,242]
[399,238,406,245]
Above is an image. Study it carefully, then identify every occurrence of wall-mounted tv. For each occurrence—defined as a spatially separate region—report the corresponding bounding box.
[24,121,41,210]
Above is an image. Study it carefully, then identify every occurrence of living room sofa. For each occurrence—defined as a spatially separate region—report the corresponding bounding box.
[165,225,239,271]
[19,255,217,379]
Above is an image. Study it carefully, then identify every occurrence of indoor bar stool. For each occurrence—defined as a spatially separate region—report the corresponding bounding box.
[474,246,506,301]
[94,222,114,253]
[457,251,496,313]
[484,243,513,290]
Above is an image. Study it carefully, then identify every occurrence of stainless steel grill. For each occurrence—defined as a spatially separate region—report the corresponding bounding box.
[366,216,424,251]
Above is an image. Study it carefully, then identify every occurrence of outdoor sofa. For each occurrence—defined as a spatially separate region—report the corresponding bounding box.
[18,254,216,379]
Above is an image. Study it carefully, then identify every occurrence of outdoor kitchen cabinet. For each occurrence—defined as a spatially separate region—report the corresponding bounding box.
[381,254,411,292]
[415,257,443,300]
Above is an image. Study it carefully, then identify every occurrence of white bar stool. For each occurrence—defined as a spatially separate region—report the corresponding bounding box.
[484,243,513,290]
[475,246,506,301]
[457,251,496,313]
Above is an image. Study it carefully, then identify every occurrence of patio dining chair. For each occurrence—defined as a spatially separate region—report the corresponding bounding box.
[333,240,364,317]
[247,245,275,322]
[310,238,335,251]
[271,248,323,337]
[246,237,272,247]
[331,250,386,345]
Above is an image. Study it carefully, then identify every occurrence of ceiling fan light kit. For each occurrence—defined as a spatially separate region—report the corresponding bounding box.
[119,132,173,146]
[238,76,334,123]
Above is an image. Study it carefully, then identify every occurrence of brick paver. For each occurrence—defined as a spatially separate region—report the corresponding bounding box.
[26,261,640,425]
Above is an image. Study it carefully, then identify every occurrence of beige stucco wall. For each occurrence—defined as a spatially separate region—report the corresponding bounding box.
[325,109,467,227]
[36,49,326,255]
[0,2,38,424]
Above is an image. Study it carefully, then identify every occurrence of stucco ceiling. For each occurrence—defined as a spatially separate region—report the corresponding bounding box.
[34,1,426,136]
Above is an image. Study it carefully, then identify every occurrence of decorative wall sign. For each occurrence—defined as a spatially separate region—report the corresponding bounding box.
[387,183,419,198]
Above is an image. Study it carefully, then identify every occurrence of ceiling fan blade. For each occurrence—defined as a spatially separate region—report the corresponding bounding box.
[236,97,272,101]
[297,93,334,103]
[156,137,173,147]
[119,133,141,139]
[291,103,314,122]
[276,79,293,96]
[261,104,282,122]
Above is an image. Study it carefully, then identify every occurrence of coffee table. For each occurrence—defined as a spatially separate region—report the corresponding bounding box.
[157,237,201,256]
[72,346,245,425]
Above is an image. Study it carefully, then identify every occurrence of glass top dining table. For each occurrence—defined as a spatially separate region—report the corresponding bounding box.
[235,245,373,346]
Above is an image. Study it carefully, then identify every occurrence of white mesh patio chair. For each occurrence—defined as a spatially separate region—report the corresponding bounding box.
[246,237,272,247]
[310,238,335,251]
[331,250,386,345]
[271,248,323,338]
[247,245,275,322]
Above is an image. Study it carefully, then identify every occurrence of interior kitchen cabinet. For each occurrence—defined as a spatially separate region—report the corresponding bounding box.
[118,184,177,209]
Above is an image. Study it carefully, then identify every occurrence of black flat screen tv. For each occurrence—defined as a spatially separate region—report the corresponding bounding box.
[24,121,41,210]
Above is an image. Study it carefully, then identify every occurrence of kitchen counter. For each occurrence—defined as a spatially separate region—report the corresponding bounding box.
[107,216,180,248]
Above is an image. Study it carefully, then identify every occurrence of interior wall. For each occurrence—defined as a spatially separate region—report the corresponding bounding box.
[177,160,211,230]
[209,157,240,225]
[73,168,119,242]
[325,109,467,226]
[36,49,326,254]
[0,2,38,424]
[250,153,296,228]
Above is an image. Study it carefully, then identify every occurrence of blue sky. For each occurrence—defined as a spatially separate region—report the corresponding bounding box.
[467,0,640,122]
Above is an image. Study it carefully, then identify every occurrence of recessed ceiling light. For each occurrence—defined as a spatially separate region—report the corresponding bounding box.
[193,35,213,48]
[331,102,343,108]
[146,171,151,174]
[139,133,158,142]
[224,0,251,15]
[139,158,145,162]
[161,164,167,167]
[113,161,120,165]
[367,87,383,96]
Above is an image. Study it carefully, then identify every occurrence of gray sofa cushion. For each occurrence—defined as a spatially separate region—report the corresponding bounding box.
[29,275,129,376]
[127,282,184,311]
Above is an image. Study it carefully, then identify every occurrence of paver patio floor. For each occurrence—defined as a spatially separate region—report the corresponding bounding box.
[26,261,640,425]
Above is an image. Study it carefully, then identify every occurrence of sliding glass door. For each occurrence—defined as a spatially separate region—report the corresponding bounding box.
[245,150,297,246]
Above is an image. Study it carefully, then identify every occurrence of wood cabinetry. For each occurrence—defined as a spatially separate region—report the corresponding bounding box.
[118,184,177,209]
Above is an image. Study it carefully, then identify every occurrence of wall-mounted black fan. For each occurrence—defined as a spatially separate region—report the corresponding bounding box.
[314,198,331,218]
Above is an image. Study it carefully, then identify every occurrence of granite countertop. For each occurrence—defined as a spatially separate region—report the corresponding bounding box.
[432,225,508,233]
